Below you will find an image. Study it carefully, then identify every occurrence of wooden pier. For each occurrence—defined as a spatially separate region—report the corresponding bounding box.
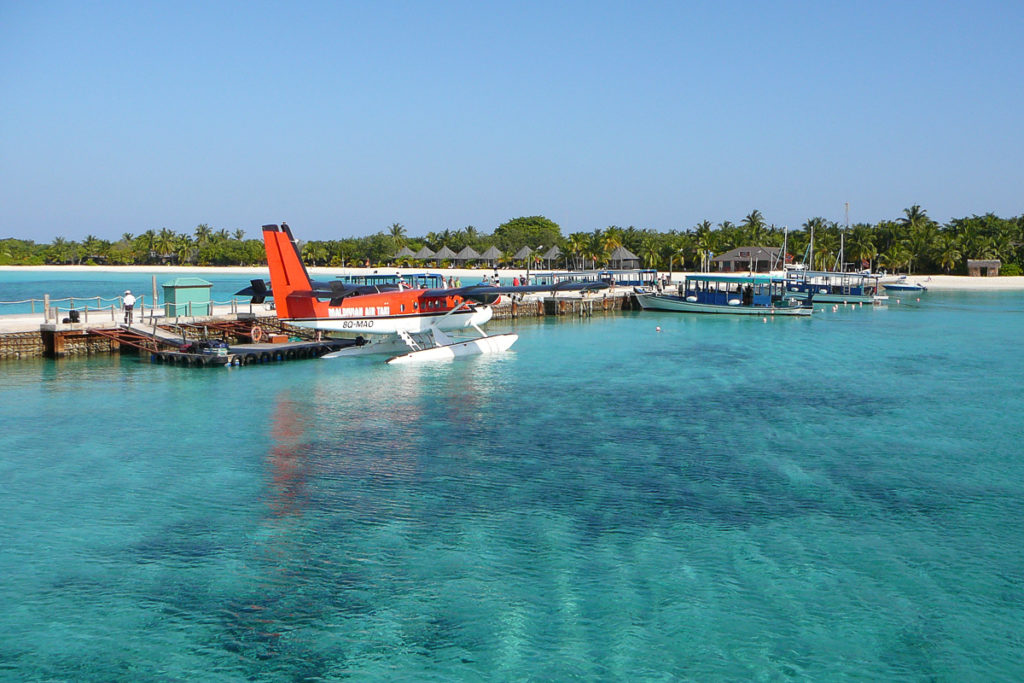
[150,338,358,367]
[0,291,639,361]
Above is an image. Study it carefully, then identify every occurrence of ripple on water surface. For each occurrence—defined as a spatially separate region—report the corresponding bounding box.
[1,291,1023,679]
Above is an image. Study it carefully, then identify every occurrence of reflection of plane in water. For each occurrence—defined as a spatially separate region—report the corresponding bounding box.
[239,223,609,364]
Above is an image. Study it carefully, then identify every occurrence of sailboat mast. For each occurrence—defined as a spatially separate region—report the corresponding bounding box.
[842,202,849,272]
[809,223,814,271]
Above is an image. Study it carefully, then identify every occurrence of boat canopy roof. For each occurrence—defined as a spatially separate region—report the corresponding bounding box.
[685,273,777,284]
[790,269,880,279]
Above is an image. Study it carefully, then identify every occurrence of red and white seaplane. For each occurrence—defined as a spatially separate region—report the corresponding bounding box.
[242,223,608,364]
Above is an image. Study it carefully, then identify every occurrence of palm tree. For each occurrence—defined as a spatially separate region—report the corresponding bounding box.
[566,232,589,270]
[935,234,962,273]
[155,228,176,261]
[82,234,105,262]
[50,236,68,264]
[879,243,911,274]
[812,230,839,270]
[906,222,937,274]
[233,229,246,241]
[461,225,480,251]
[586,230,608,269]
[693,220,715,272]
[602,227,624,264]
[900,204,929,233]
[302,242,328,266]
[194,223,212,247]
[741,210,767,245]
[140,229,156,263]
[388,223,407,247]
[640,235,663,269]
[175,235,194,265]
[846,225,877,271]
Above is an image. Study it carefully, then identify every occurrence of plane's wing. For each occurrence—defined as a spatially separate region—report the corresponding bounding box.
[438,280,611,303]
[238,279,610,305]
[236,279,401,304]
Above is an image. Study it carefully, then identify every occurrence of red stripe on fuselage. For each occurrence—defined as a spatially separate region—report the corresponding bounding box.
[284,288,473,322]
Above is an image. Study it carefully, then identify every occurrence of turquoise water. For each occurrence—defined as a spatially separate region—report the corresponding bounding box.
[2,290,1023,679]
[0,270,262,315]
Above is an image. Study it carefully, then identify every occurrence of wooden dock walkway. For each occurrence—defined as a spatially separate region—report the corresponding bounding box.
[0,291,639,361]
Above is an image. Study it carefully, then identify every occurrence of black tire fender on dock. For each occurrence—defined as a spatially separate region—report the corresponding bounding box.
[259,352,271,363]
[285,349,297,360]
[242,353,256,365]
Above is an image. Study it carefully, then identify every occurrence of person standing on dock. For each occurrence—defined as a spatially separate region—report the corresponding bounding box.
[123,289,136,324]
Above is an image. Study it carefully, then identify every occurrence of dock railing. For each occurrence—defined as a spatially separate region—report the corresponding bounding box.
[1,293,254,329]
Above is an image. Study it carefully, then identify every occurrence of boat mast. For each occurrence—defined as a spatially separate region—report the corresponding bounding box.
[809,223,814,271]
[841,202,849,272]
[775,226,788,271]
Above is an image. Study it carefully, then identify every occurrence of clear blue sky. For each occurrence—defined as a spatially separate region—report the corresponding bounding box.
[2,0,1022,241]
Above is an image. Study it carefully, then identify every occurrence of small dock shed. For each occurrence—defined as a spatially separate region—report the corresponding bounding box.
[163,277,213,317]
[966,259,1000,277]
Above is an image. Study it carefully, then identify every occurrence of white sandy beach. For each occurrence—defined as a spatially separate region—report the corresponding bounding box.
[2,265,1023,290]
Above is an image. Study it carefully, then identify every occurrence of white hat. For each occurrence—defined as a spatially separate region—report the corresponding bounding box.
[125,290,131,294]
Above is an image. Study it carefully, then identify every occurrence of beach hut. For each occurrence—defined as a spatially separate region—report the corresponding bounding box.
[541,245,562,270]
[513,246,533,265]
[711,246,781,273]
[392,246,415,261]
[967,259,1000,277]
[413,246,436,260]
[434,245,457,264]
[609,245,641,270]
[480,246,503,267]
[455,246,481,265]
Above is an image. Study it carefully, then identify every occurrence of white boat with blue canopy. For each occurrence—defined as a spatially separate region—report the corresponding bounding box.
[524,269,657,288]
[636,274,812,316]
[784,269,885,304]
[334,272,446,289]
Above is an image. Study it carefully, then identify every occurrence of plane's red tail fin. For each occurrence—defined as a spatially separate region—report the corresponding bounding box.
[262,223,313,320]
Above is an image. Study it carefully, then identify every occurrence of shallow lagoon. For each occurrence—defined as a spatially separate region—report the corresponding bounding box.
[1,290,1022,679]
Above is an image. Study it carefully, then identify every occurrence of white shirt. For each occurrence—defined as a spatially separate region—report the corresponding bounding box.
[124,294,136,306]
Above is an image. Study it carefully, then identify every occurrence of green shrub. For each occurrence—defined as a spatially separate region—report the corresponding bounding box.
[1001,263,1022,276]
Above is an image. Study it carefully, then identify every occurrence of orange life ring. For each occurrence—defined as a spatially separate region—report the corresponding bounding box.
[250,325,263,343]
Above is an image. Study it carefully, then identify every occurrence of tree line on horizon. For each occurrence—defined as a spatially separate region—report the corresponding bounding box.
[1,207,1022,275]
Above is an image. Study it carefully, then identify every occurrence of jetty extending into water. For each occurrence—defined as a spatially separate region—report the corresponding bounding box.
[0,291,638,362]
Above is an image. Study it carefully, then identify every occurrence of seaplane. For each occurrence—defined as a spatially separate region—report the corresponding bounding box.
[239,223,609,364]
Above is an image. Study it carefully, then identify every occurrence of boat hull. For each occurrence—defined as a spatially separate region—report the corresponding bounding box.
[786,290,879,304]
[636,293,812,316]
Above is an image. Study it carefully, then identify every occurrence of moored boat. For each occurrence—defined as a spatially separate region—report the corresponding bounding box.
[785,269,885,304]
[883,276,928,292]
[636,274,812,316]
